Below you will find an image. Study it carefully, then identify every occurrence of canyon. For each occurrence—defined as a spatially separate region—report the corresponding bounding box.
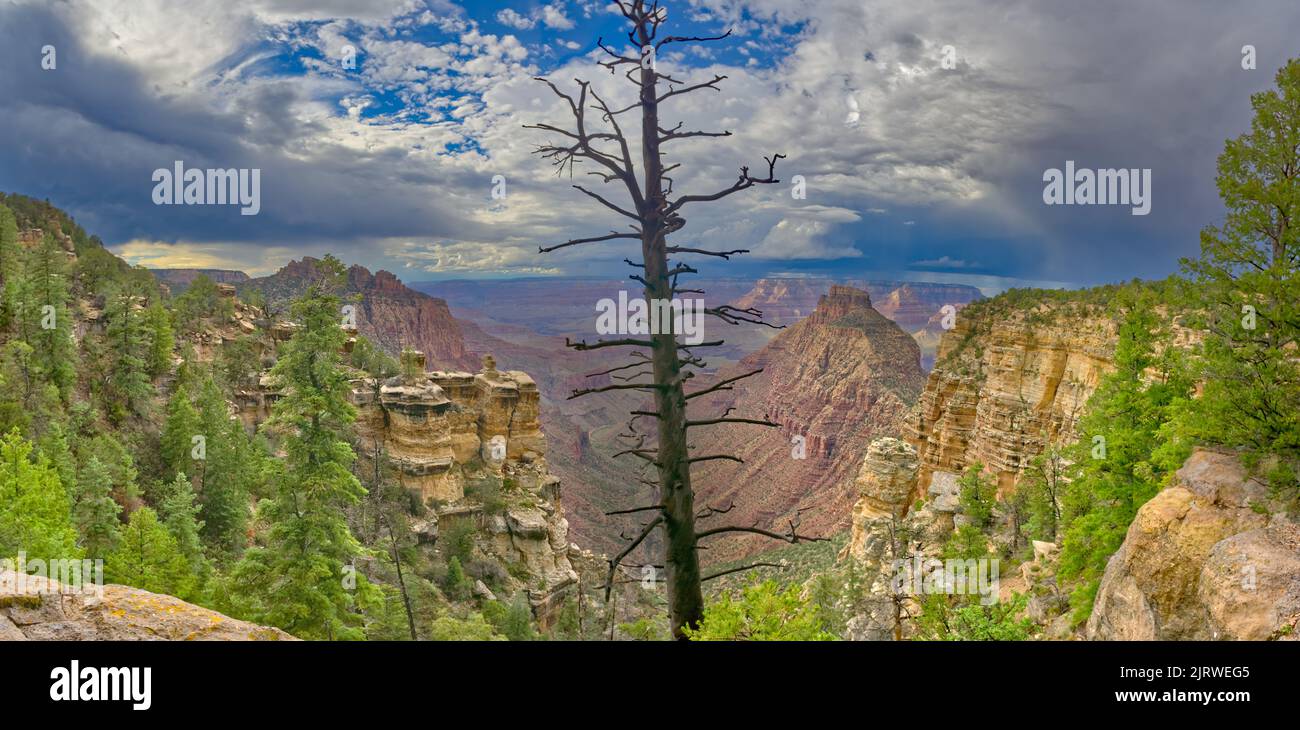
[687,285,926,562]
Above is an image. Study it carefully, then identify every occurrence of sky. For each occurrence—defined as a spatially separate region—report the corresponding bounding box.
[1,0,1297,292]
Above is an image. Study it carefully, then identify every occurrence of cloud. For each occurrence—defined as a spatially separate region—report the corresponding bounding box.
[911,255,974,270]
[495,8,536,30]
[3,0,1300,289]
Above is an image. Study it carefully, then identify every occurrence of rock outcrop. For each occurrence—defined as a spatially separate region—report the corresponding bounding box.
[841,438,919,562]
[690,286,926,562]
[1,571,295,641]
[1087,449,1300,641]
[351,353,546,504]
[910,299,1117,496]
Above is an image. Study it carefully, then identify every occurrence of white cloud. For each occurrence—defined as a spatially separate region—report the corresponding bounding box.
[495,8,535,30]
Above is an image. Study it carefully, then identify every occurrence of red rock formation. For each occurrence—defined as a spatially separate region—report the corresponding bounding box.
[245,258,476,371]
[688,285,926,562]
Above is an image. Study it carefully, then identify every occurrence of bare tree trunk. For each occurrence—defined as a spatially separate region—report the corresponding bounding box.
[636,32,704,638]
[527,0,817,641]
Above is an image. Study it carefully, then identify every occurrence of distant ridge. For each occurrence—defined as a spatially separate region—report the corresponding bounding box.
[151,268,251,293]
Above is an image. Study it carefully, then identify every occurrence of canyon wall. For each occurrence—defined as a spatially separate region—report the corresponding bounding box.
[909,299,1118,495]
[689,286,926,562]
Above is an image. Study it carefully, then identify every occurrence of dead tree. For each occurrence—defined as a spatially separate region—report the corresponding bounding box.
[527,0,822,639]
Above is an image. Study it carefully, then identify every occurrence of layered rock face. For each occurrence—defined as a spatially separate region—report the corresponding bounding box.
[352,354,546,503]
[730,278,982,367]
[690,286,926,561]
[841,438,919,562]
[1,571,295,641]
[910,301,1117,495]
[1087,449,1300,641]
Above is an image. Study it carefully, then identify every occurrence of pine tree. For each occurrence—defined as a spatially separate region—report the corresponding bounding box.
[23,231,76,397]
[72,456,122,560]
[106,507,194,599]
[0,428,79,560]
[160,385,201,481]
[159,471,209,594]
[144,299,174,378]
[227,255,374,639]
[102,282,154,422]
[0,204,18,330]
[192,375,251,557]
[1181,58,1300,489]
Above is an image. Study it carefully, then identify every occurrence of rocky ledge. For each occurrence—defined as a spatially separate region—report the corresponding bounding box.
[1,571,295,641]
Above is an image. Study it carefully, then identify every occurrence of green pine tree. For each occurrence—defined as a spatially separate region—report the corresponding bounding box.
[226,255,374,640]
[192,375,252,558]
[71,456,122,560]
[102,281,154,422]
[0,204,18,330]
[22,231,76,398]
[158,471,210,595]
[0,428,80,560]
[1181,58,1300,491]
[106,507,195,599]
[143,299,174,378]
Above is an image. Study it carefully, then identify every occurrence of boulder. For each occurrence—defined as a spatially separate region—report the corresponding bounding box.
[1087,449,1297,640]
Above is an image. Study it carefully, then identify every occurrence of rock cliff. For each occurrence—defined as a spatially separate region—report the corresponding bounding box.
[1087,449,1300,641]
[690,286,926,562]
[242,257,476,370]
[909,299,1118,496]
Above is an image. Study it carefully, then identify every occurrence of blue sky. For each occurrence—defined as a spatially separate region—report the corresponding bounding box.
[1,0,1298,293]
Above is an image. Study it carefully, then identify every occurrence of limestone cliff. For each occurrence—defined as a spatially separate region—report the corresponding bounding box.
[231,337,577,609]
[1,570,295,641]
[910,298,1118,495]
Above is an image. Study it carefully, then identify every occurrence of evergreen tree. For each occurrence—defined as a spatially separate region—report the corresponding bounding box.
[76,433,140,508]
[22,231,76,397]
[1181,58,1300,490]
[1020,447,1067,542]
[501,592,538,641]
[227,255,374,639]
[106,507,194,599]
[158,471,210,593]
[102,281,153,422]
[71,456,122,560]
[144,299,174,378]
[0,429,79,560]
[956,462,997,528]
[0,203,18,329]
[192,375,252,557]
[160,385,201,481]
[1058,291,1193,622]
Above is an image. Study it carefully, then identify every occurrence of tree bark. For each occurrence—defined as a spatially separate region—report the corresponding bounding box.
[637,28,704,639]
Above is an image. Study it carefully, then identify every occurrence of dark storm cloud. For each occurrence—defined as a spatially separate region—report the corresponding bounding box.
[0,1,490,265]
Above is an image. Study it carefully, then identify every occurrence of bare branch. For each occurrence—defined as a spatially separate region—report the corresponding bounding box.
[540,230,638,254]
[702,562,784,583]
[685,368,764,400]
